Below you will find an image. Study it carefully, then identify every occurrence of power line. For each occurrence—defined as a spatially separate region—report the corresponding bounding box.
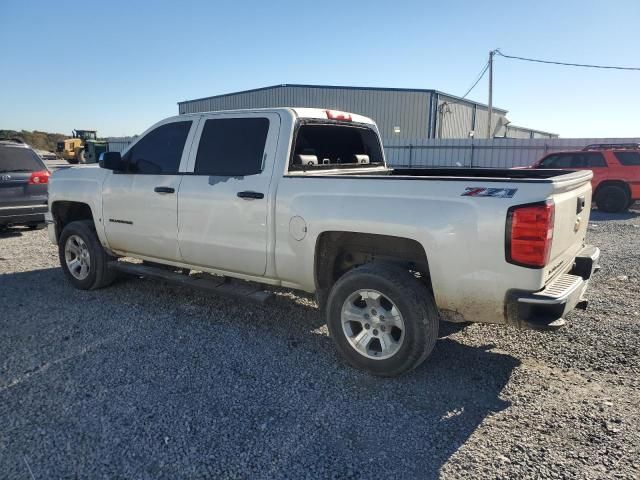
[461,61,490,99]
[495,50,640,71]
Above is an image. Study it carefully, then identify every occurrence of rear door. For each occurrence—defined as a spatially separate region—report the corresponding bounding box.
[538,152,608,189]
[574,152,609,187]
[177,112,281,276]
[102,119,197,261]
[0,145,48,210]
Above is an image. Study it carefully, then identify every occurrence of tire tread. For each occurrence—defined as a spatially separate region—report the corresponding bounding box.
[58,220,116,290]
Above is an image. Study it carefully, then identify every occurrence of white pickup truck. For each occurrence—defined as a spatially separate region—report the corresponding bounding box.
[47,108,600,376]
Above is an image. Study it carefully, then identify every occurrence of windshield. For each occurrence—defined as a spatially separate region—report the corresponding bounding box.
[77,131,97,140]
[0,145,46,172]
[290,123,384,170]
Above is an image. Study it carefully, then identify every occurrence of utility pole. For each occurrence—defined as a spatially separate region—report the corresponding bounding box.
[486,49,495,139]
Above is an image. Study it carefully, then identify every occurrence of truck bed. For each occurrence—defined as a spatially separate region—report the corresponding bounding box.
[390,167,576,180]
[291,166,590,183]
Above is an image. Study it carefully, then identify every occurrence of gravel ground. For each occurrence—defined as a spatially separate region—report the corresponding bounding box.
[0,208,638,479]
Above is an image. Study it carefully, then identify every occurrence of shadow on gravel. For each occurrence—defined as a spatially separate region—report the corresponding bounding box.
[0,267,519,479]
[589,209,640,222]
[0,228,24,239]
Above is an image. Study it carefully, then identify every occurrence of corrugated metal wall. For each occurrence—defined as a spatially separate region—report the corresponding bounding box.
[384,137,640,168]
[179,85,432,144]
[502,126,533,139]
[107,137,135,153]
[435,96,475,138]
[178,85,557,146]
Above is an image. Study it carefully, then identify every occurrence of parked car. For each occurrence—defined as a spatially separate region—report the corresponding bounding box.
[0,139,50,230]
[532,143,640,213]
[46,108,599,376]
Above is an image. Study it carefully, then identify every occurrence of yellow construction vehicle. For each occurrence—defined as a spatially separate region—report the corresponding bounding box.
[56,130,107,164]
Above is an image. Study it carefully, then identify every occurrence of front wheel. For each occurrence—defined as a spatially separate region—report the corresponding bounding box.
[58,220,116,290]
[326,263,439,377]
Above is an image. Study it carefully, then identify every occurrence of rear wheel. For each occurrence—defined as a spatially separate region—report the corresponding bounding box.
[326,263,439,377]
[58,220,116,290]
[595,185,629,213]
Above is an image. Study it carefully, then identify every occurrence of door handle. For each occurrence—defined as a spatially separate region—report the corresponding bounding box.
[154,186,175,194]
[237,191,264,199]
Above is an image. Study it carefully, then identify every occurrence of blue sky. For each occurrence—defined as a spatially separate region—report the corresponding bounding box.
[1,0,638,138]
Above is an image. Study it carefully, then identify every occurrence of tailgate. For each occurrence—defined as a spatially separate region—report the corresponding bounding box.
[0,172,48,207]
[544,171,593,283]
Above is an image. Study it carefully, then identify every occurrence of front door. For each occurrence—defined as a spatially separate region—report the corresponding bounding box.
[178,112,281,276]
[102,119,197,261]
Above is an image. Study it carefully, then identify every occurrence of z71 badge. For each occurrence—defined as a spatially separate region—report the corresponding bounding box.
[461,187,518,198]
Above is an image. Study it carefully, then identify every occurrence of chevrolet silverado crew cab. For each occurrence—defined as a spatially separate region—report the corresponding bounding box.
[46,108,600,376]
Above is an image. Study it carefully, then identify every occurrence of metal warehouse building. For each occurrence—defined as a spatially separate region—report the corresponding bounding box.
[178,84,556,145]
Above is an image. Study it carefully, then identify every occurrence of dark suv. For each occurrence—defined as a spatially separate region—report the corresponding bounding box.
[0,139,50,230]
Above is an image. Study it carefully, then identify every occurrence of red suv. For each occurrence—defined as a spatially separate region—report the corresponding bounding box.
[533,143,640,213]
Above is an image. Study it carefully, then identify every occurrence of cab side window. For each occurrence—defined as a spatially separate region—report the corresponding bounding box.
[539,154,572,168]
[614,152,640,166]
[123,121,192,174]
[194,118,269,176]
[539,152,606,168]
[578,153,606,167]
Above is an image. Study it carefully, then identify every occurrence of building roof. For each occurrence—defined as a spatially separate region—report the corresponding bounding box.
[178,83,508,113]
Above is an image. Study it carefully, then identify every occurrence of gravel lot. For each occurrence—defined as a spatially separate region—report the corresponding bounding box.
[1,208,638,479]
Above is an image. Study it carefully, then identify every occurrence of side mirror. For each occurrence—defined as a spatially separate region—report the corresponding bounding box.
[99,151,124,171]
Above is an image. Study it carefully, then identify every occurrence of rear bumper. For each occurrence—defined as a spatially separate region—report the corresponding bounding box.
[0,205,47,227]
[506,245,600,330]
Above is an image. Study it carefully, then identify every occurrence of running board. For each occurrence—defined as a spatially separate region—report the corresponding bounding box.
[108,261,274,304]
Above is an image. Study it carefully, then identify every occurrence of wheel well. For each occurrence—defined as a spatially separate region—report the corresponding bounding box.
[314,232,431,307]
[51,201,94,241]
[595,180,630,199]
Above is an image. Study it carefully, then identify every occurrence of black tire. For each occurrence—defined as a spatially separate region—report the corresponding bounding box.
[595,185,629,213]
[58,220,116,290]
[326,263,439,377]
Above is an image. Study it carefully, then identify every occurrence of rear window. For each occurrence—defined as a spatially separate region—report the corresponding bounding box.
[614,151,640,166]
[0,145,45,172]
[291,123,383,170]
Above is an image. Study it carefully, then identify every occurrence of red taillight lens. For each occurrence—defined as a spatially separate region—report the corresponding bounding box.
[325,109,352,121]
[28,170,50,185]
[507,202,554,268]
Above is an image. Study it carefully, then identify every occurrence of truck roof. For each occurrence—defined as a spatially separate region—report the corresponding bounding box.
[177,107,376,126]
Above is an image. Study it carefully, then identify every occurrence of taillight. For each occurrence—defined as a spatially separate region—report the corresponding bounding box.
[506,201,554,268]
[325,109,352,121]
[28,170,50,185]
